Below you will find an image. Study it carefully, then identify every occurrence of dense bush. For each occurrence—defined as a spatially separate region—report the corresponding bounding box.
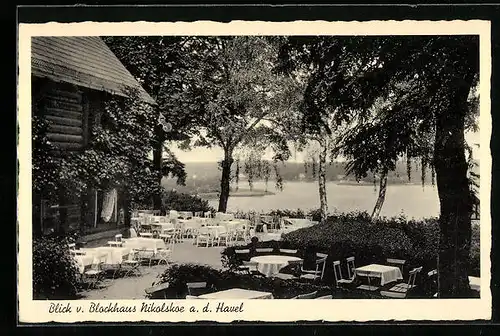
[33,236,80,299]
[221,211,480,288]
[282,211,480,283]
[267,208,322,222]
[155,263,383,299]
[160,190,215,214]
[156,263,221,298]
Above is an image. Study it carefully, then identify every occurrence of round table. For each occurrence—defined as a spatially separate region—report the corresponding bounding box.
[250,255,303,277]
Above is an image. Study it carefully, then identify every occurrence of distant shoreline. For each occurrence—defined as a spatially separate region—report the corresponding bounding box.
[198,189,276,199]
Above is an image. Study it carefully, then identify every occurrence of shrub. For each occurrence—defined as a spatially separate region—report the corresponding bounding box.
[267,208,322,221]
[161,190,215,214]
[156,263,334,299]
[156,263,222,298]
[33,236,80,300]
[221,237,298,270]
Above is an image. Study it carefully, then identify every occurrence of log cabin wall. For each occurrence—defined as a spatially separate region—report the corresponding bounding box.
[42,82,85,150]
[33,78,124,235]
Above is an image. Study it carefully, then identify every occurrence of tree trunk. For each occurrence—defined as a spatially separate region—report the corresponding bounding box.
[123,190,131,228]
[434,78,474,298]
[318,140,329,222]
[218,149,234,213]
[152,125,164,211]
[371,167,388,219]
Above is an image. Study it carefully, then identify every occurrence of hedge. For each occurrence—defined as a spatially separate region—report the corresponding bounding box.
[33,236,80,300]
[154,263,383,299]
[221,211,480,290]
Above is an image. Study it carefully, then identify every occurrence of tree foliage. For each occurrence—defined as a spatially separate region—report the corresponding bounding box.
[278,35,480,297]
[33,88,159,208]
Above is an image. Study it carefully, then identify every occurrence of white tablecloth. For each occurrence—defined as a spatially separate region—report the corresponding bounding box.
[123,237,166,252]
[205,225,226,237]
[259,233,282,241]
[199,288,273,299]
[250,255,303,277]
[355,264,403,286]
[80,246,130,265]
[73,255,94,274]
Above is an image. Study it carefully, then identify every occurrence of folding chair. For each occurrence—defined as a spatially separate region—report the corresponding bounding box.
[107,234,123,247]
[333,260,356,287]
[300,257,327,282]
[274,259,303,280]
[187,282,212,296]
[122,250,142,277]
[380,266,422,298]
[83,255,107,289]
[279,248,298,255]
[137,248,156,267]
[387,258,406,273]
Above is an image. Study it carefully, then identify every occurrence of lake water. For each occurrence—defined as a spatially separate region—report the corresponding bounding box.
[206,181,440,219]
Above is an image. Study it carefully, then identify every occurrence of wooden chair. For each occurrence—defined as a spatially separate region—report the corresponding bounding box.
[333,260,356,287]
[196,228,213,247]
[292,291,318,299]
[427,269,438,298]
[137,248,156,267]
[83,255,107,289]
[255,248,273,254]
[380,266,422,298]
[279,248,298,255]
[300,257,327,282]
[387,258,406,273]
[121,250,142,277]
[187,282,212,296]
[107,234,123,247]
[356,270,380,291]
[274,259,303,280]
[151,248,172,266]
[237,261,262,276]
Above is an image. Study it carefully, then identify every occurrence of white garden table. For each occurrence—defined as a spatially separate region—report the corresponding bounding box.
[123,237,166,252]
[73,254,94,274]
[205,225,226,238]
[198,288,273,299]
[250,255,303,277]
[355,264,403,286]
[79,246,130,265]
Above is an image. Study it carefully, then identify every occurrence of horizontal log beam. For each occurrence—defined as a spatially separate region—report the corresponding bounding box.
[49,141,83,150]
[48,88,82,101]
[45,93,82,104]
[46,99,83,112]
[45,115,83,127]
[44,107,83,119]
[47,124,83,136]
[46,133,83,144]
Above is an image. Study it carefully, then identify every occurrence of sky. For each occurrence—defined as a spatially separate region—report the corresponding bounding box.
[169,130,481,163]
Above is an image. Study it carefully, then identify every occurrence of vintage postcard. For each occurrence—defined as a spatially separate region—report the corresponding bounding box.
[17,20,492,323]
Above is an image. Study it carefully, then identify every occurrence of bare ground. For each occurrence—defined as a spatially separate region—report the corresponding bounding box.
[78,240,225,300]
